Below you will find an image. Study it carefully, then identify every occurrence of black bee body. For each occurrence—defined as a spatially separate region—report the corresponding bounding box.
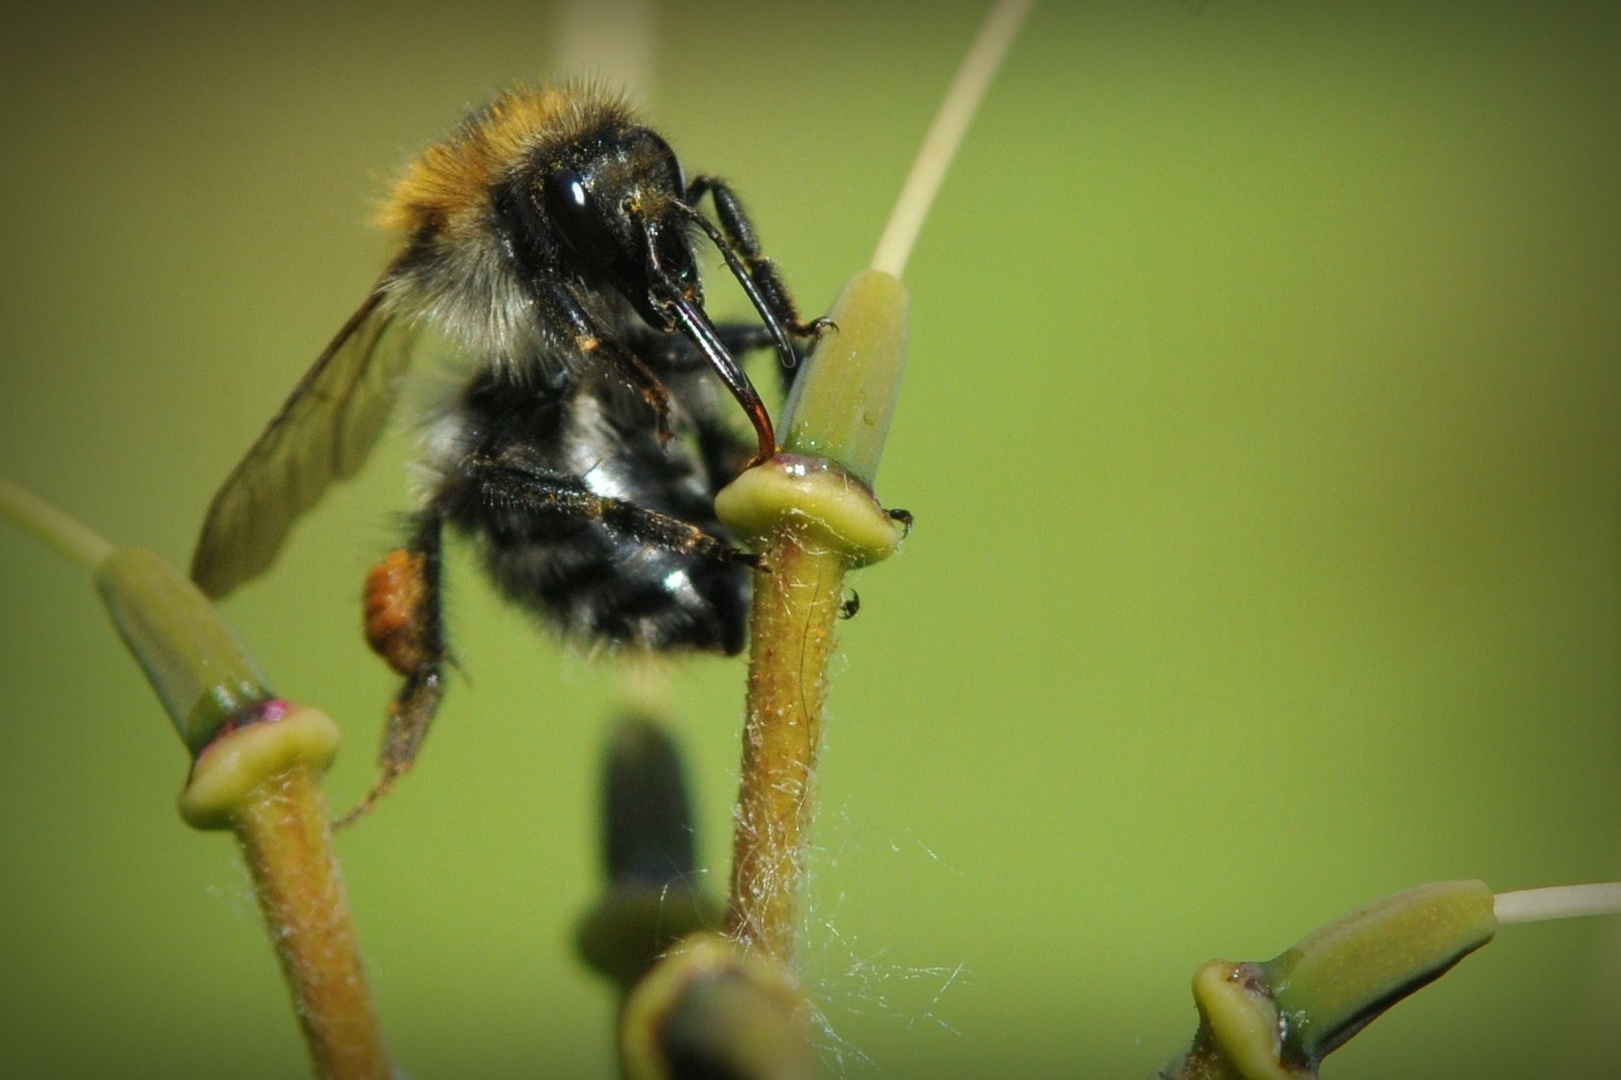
[425,342,753,657]
[190,83,814,815]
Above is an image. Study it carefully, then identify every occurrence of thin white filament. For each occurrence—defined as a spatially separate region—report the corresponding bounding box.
[1494,883,1621,925]
[0,472,114,570]
[870,0,1036,279]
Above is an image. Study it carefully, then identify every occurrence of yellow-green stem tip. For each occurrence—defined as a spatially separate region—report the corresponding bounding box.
[179,705,341,830]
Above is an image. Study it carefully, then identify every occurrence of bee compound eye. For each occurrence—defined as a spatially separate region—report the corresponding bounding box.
[542,167,624,272]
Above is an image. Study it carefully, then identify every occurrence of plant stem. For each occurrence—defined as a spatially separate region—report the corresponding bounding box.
[233,764,391,1080]
[0,472,113,569]
[717,0,1032,968]
[2,474,386,1076]
[1175,881,1499,1079]
[727,532,847,963]
[620,933,813,1080]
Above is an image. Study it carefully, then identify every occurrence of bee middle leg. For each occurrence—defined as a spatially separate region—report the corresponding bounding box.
[465,456,758,567]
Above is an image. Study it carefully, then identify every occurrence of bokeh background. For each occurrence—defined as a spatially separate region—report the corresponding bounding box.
[1,2,1618,1078]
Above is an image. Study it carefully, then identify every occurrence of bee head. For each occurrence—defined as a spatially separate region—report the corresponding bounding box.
[537,128,700,331]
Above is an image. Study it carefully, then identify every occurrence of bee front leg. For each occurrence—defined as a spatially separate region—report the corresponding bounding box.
[539,278,676,441]
[685,176,829,340]
[339,509,448,826]
[625,321,780,373]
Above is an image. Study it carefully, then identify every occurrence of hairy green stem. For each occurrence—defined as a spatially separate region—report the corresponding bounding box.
[716,273,910,964]
[715,0,1030,980]
[726,534,848,962]
[0,485,389,1080]
[233,764,391,1080]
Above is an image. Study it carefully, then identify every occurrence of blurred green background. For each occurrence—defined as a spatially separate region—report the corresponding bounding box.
[1,2,1617,1078]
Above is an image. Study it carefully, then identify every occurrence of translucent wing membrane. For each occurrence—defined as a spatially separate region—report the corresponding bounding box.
[191,287,416,597]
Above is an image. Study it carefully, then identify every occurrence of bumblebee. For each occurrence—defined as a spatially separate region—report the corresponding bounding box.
[191,83,817,814]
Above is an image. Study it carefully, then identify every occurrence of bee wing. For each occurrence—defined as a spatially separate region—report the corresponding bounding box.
[191,287,415,597]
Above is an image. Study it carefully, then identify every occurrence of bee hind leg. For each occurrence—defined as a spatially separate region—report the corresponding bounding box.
[337,509,448,827]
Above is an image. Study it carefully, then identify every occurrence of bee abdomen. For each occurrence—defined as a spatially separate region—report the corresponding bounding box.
[480,534,749,655]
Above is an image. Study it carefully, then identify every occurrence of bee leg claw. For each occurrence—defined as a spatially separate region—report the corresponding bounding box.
[796,316,837,338]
